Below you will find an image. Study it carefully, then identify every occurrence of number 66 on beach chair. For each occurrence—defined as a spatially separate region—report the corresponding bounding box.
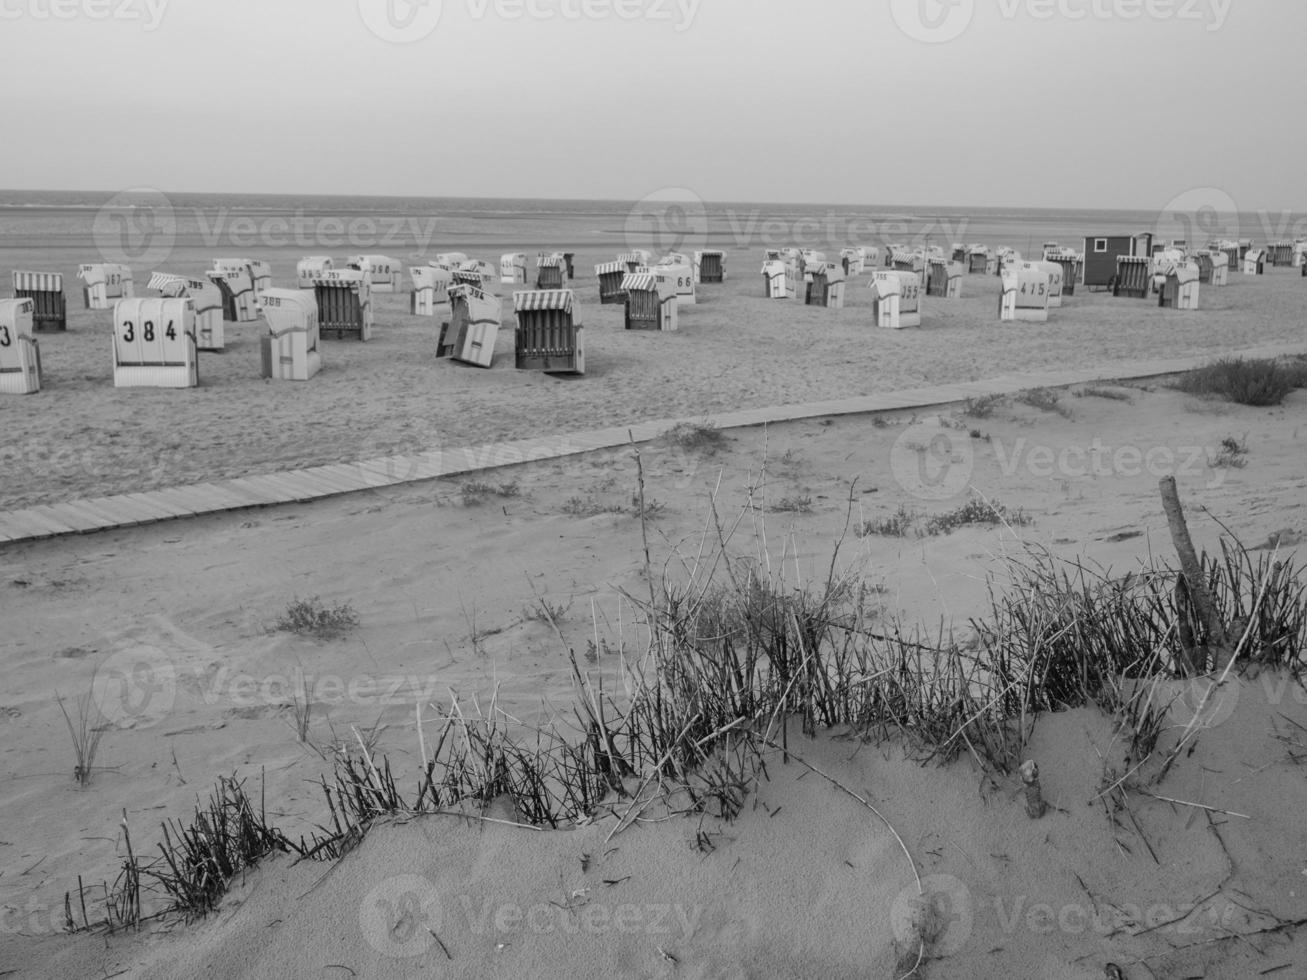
[258,288,322,380]
[11,272,67,332]
[0,298,42,394]
[112,297,198,388]
[147,272,225,350]
[78,263,133,309]
[514,289,584,375]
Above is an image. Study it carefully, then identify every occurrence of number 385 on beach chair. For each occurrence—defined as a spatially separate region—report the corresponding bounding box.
[514,289,584,375]
[78,263,133,309]
[112,297,198,388]
[298,256,333,288]
[999,266,1050,322]
[148,272,226,351]
[11,271,66,332]
[312,270,373,341]
[0,298,42,394]
[438,283,503,367]
[259,288,322,380]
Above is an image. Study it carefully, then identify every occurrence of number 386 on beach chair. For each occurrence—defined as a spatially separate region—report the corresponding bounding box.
[0,298,42,394]
[78,263,133,309]
[312,269,373,341]
[112,297,198,388]
[514,289,585,375]
[12,272,67,332]
[259,288,322,381]
[438,283,503,367]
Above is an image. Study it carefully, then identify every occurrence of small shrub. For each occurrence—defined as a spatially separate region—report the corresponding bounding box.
[1210,435,1248,469]
[969,429,991,442]
[1075,386,1133,402]
[1015,387,1072,418]
[963,394,1005,418]
[563,495,626,518]
[664,420,726,453]
[1173,358,1301,407]
[859,503,919,538]
[921,497,1030,536]
[56,686,105,787]
[773,495,813,513]
[277,597,360,639]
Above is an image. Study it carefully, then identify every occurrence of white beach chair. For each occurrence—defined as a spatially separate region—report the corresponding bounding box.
[500,252,527,284]
[0,298,41,394]
[259,288,322,380]
[112,297,198,388]
[410,266,452,316]
[871,270,921,328]
[148,272,225,350]
[298,256,334,288]
[78,263,133,309]
[999,266,1050,322]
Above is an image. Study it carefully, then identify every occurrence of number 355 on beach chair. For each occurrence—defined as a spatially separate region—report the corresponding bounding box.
[148,272,225,350]
[871,270,922,328]
[112,297,198,388]
[78,263,133,309]
[622,273,677,331]
[312,270,373,340]
[999,266,1050,322]
[259,288,322,381]
[514,289,584,375]
[439,283,502,367]
[0,298,42,394]
[12,272,66,332]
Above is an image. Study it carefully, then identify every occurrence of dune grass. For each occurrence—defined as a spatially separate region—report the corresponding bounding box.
[1173,357,1307,406]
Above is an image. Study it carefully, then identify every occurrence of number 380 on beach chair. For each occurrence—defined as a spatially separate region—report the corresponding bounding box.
[0,298,42,394]
[11,272,67,332]
[112,297,198,388]
[514,289,584,375]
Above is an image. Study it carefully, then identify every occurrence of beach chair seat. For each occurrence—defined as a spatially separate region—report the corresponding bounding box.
[148,272,226,350]
[77,263,133,309]
[804,262,846,309]
[1158,261,1200,310]
[762,259,790,299]
[246,260,273,298]
[1267,242,1294,267]
[298,256,333,288]
[536,254,567,290]
[111,297,198,388]
[926,260,964,299]
[595,261,628,305]
[432,252,468,273]
[514,289,584,375]
[410,266,452,316]
[0,298,41,394]
[259,288,322,380]
[312,270,373,340]
[457,259,499,292]
[500,253,527,284]
[439,284,502,367]
[840,248,866,277]
[693,250,726,284]
[1043,249,1081,296]
[11,272,66,332]
[891,248,926,278]
[1242,249,1266,275]
[622,273,677,331]
[1000,266,1050,322]
[967,247,993,275]
[208,260,260,322]
[870,271,921,328]
[654,260,696,306]
[1111,256,1152,298]
[347,254,402,292]
[1293,242,1307,269]
[799,250,827,282]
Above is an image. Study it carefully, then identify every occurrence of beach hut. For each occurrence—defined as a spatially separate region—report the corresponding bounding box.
[595,260,629,305]
[1083,235,1149,289]
[298,256,333,289]
[926,259,964,299]
[500,252,527,285]
[622,272,677,331]
[513,289,584,375]
[1157,261,1200,310]
[762,259,791,299]
[0,298,41,394]
[1242,248,1266,275]
[11,271,66,333]
[1111,256,1152,298]
[1267,242,1294,267]
[207,261,260,322]
[148,272,225,351]
[966,246,993,275]
[870,271,921,329]
[1000,266,1050,322]
[312,269,373,341]
[841,248,866,277]
[693,250,726,284]
[346,255,402,292]
[437,283,503,367]
[1022,260,1064,308]
[536,254,568,289]
[77,263,133,309]
[432,252,469,272]
[804,262,845,309]
[410,266,452,316]
[258,288,322,381]
[111,297,198,388]
[655,259,696,306]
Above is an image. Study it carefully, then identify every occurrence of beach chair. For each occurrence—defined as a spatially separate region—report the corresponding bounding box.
[840,248,866,277]
[111,297,198,388]
[513,289,584,375]
[1157,261,1200,310]
[804,262,846,309]
[348,254,402,292]
[298,256,333,288]
[1022,260,1064,308]
[432,252,469,272]
[1044,249,1080,296]
[1293,242,1307,268]
[799,250,827,282]
[926,259,964,299]
[891,248,926,278]
[457,259,499,291]
[11,272,66,332]
[410,266,452,316]
[500,252,527,284]
[693,250,725,284]
[762,259,790,299]
[951,244,968,265]
[0,298,41,394]
[1112,256,1152,298]
[536,254,567,290]
[967,246,993,275]
[78,263,133,309]
[1206,250,1228,286]
[208,261,260,322]
[562,252,576,280]
[259,288,322,381]
[1267,242,1294,267]
[870,271,921,328]
[654,260,696,306]
[312,270,373,340]
[622,272,677,331]
[247,260,273,298]
[595,261,628,304]
[439,283,502,367]
[996,248,1022,278]
[999,266,1050,322]
[1242,249,1266,275]
[148,272,225,351]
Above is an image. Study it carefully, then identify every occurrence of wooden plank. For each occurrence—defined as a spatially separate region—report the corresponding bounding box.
[78,494,162,525]
[209,481,276,507]
[227,474,306,503]
[144,487,206,516]
[296,466,370,494]
[9,507,78,537]
[276,473,339,499]
[115,493,186,522]
[54,498,126,528]
[43,500,119,530]
[174,482,259,513]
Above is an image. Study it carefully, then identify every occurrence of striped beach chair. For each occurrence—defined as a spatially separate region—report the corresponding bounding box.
[926,259,964,299]
[78,263,133,309]
[595,261,628,304]
[536,254,567,290]
[617,250,652,274]
[890,247,925,277]
[312,269,373,341]
[1022,260,1064,308]
[513,289,584,375]
[1267,242,1294,267]
[111,297,198,388]
[622,272,677,331]
[298,256,333,288]
[870,271,921,329]
[1000,266,1050,322]
[208,260,260,322]
[804,262,845,309]
[11,272,66,332]
[693,250,725,284]
[457,259,499,291]
[654,259,696,306]
[259,288,322,380]
[148,272,225,351]
[439,283,502,367]
[500,252,527,284]
[1112,256,1152,298]
[1157,261,1200,310]
[0,298,41,394]
[1044,248,1081,296]
[410,266,452,316]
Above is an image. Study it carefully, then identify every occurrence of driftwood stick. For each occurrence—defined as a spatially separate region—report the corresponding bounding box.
[1020,760,1046,819]
[1159,477,1229,675]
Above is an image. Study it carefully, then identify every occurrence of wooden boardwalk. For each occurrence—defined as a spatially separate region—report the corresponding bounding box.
[1,343,1301,547]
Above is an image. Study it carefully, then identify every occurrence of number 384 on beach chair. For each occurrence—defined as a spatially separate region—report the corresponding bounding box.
[11,272,67,332]
[514,289,585,375]
[0,298,42,394]
[111,297,198,388]
[438,283,503,367]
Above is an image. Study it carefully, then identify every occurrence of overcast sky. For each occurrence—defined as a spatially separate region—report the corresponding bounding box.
[1,0,1300,210]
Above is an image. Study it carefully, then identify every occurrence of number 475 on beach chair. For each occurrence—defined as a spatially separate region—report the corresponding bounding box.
[12,272,66,332]
[0,298,42,394]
